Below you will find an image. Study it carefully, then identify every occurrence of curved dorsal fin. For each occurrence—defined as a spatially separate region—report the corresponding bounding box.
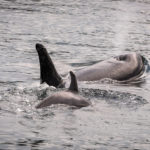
[69,71,78,92]
[36,43,63,87]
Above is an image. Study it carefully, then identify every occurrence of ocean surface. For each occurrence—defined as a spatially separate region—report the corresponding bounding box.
[0,0,150,150]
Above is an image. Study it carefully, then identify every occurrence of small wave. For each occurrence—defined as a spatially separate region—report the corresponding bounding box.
[0,84,56,115]
[81,88,148,109]
[55,41,106,49]
[0,82,148,116]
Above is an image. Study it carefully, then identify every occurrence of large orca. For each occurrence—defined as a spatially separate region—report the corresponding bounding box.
[35,43,145,88]
[36,71,90,108]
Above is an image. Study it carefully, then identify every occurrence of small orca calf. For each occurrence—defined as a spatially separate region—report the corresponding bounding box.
[35,43,145,88]
[36,71,90,109]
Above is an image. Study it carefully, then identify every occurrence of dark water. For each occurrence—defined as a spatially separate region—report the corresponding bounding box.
[0,0,150,149]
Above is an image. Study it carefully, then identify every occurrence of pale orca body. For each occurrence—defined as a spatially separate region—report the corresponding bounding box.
[35,43,145,88]
[36,71,90,108]
[76,53,144,81]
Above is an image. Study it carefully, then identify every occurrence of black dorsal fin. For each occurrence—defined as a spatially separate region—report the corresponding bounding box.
[69,71,78,92]
[36,43,63,87]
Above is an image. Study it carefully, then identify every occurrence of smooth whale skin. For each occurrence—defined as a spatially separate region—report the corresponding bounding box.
[76,53,144,81]
[36,71,90,109]
[36,43,63,87]
[35,43,145,88]
[36,91,90,108]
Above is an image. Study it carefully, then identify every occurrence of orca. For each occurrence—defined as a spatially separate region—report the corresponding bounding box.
[35,43,145,88]
[36,71,90,108]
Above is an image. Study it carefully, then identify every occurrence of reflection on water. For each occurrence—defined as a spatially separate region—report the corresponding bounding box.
[0,0,150,149]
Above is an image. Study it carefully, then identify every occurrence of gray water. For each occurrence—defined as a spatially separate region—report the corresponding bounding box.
[0,0,150,149]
